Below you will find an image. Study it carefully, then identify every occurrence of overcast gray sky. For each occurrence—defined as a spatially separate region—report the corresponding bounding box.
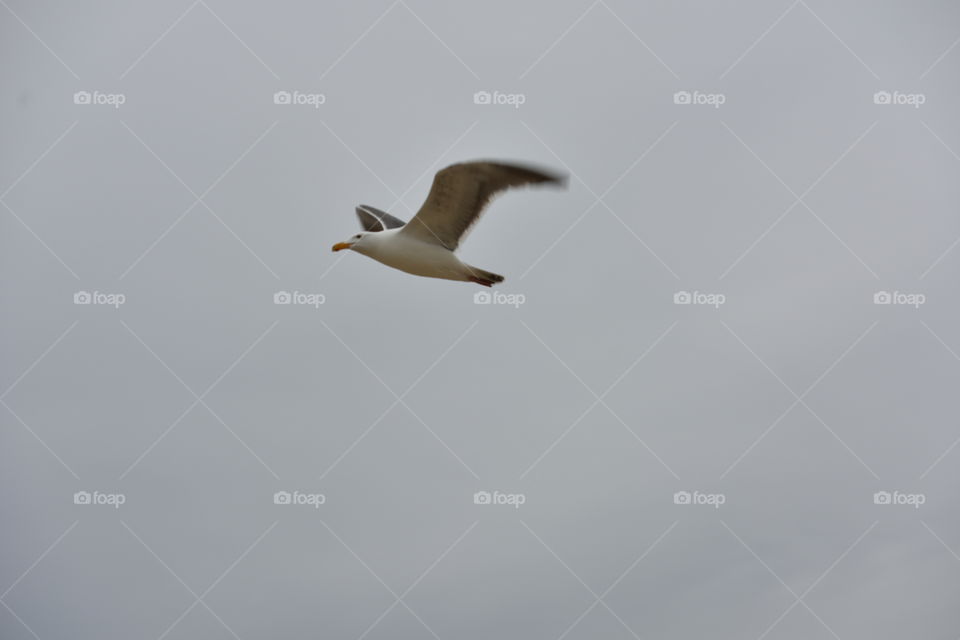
[3,0,960,638]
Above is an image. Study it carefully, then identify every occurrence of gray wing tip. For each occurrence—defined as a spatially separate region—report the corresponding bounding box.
[448,160,569,188]
[511,163,568,187]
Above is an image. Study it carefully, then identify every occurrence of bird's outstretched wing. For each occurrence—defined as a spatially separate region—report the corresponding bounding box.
[355,205,406,232]
[399,161,565,250]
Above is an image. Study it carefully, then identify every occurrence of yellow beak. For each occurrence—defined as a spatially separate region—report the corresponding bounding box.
[331,242,352,252]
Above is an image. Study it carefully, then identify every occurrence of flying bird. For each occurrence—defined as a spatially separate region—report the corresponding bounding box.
[332,161,566,286]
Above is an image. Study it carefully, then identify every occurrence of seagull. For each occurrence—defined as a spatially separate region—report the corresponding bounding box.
[332,161,566,286]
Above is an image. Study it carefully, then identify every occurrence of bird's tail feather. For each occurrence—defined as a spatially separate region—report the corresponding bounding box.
[466,267,504,287]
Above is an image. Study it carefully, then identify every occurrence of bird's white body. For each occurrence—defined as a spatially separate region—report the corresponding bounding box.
[350,229,476,282]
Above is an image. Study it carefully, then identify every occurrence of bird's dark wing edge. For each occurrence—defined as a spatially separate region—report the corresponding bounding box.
[355,205,407,232]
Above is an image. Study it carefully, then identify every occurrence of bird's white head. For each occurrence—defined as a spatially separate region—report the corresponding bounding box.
[331,231,370,253]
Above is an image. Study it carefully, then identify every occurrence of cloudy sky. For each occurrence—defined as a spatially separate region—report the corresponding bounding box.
[3,0,960,638]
